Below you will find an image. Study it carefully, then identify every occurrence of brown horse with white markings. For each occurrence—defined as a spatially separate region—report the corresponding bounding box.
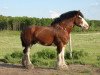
[20,10,89,70]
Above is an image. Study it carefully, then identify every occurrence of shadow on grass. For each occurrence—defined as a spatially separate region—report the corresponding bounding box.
[0,59,56,70]
[0,59,24,69]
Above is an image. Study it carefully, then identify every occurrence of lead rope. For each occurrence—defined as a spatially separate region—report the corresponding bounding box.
[69,33,74,63]
[69,34,72,58]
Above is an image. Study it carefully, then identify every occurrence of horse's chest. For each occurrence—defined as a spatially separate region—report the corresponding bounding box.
[56,32,69,44]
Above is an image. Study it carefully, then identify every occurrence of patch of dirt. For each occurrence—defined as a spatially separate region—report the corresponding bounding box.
[0,62,100,75]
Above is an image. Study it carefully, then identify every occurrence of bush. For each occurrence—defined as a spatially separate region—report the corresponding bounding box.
[3,49,89,67]
[31,49,56,67]
[97,55,100,61]
[3,49,56,67]
[31,58,55,67]
[94,62,100,67]
[10,51,23,58]
[65,50,88,59]
[4,51,22,63]
[32,49,56,59]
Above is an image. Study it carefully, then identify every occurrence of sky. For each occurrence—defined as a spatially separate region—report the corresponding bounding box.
[0,0,100,20]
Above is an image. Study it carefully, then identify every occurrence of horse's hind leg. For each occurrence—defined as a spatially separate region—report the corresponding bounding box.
[22,46,33,69]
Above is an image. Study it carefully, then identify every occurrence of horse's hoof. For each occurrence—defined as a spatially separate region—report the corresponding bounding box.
[22,62,25,67]
[56,65,68,71]
[22,64,34,69]
[22,58,26,67]
[26,64,34,69]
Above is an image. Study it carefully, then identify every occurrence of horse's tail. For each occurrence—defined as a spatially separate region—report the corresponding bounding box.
[20,32,26,47]
[20,26,36,47]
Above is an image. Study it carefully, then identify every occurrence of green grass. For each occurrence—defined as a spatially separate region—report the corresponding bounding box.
[72,32,100,53]
[0,30,21,58]
[0,31,100,67]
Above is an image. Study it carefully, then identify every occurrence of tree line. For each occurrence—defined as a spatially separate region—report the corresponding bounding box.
[0,15,53,31]
[0,15,100,32]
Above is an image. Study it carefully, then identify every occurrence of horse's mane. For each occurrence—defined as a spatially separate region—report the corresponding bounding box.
[51,10,84,26]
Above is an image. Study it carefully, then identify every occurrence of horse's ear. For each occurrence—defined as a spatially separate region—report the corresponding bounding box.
[77,10,81,15]
[77,10,84,18]
[78,10,80,12]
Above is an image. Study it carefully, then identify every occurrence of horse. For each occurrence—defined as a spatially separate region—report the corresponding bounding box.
[20,10,89,70]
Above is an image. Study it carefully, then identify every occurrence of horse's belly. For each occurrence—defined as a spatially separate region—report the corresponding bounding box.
[37,38,53,46]
[36,34,54,46]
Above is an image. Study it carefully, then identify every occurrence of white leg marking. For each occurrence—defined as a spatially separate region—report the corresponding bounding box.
[57,45,68,70]
[58,51,62,66]
[26,47,32,65]
[23,47,32,66]
[61,46,66,65]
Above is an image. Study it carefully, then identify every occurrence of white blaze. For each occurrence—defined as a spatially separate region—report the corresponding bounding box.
[79,16,89,30]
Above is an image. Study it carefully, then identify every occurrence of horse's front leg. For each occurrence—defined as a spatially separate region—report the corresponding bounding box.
[56,45,68,70]
[22,46,33,69]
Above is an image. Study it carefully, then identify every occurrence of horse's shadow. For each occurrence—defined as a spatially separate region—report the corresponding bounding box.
[0,61,55,70]
[0,62,23,69]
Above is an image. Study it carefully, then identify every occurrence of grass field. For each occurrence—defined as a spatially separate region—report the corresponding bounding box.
[0,31,100,67]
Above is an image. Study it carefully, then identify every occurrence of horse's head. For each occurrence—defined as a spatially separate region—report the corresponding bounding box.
[51,10,89,30]
[74,11,89,30]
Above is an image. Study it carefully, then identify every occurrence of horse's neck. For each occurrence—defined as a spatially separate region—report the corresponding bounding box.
[59,20,74,34]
